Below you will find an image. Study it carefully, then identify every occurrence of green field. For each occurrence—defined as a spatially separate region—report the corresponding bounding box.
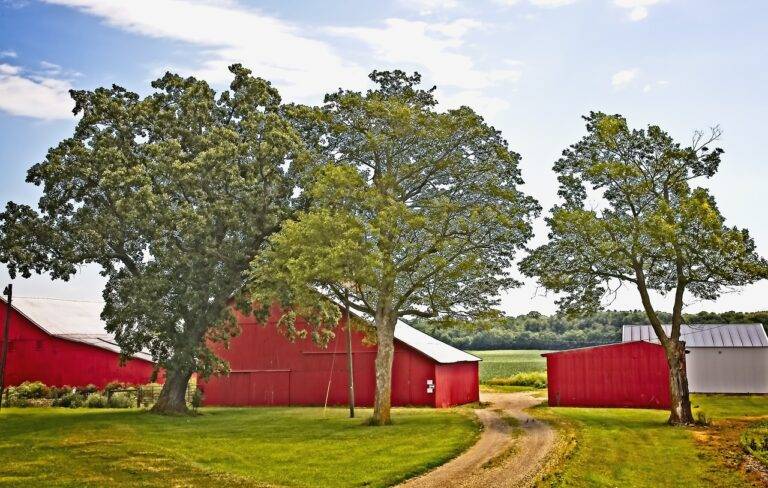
[538,394,768,487]
[0,407,479,487]
[469,349,548,382]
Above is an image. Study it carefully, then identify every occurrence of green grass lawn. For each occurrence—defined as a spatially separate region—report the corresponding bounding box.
[537,394,768,487]
[469,349,548,383]
[0,406,479,487]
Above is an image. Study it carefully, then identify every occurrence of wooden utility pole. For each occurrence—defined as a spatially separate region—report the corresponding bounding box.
[0,284,13,412]
[345,289,355,418]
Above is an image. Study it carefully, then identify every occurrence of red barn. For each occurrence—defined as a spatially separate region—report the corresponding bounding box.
[201,307,480,408]
[543,341,671,409]
[0,297,156,388]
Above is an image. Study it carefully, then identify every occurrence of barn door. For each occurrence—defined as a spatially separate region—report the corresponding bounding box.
[248,371,290,406]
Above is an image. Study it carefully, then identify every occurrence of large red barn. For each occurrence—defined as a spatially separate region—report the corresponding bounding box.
[201,307,480,408]
[543,341,671,409]
[0,297,156,388]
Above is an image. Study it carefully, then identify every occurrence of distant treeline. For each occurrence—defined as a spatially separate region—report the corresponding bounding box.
[413,310,768,351]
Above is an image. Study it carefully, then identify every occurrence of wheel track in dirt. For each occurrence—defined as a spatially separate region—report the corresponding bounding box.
[398,391,555,488]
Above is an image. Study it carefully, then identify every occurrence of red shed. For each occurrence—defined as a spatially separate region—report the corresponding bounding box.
[0,297,156,388]
[201,307,480,408]
[543,341,671,409]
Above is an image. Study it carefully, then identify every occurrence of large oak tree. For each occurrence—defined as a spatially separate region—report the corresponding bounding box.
[249,71,540,425]
[0,65,311,413]
[520,112,768,424]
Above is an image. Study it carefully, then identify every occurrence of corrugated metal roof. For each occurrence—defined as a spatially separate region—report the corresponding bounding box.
[8,297,153,361]
[622,324,768,348]
[394,321,480,364]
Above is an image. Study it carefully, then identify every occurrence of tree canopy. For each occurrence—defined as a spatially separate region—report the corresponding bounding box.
[249,70,540,424]
[520,112,768,424]
[0,64,310,413]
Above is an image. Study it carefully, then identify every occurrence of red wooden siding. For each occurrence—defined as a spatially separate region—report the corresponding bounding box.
[0,301,156,388]
[544,341,671,409]
[200,307,478,408]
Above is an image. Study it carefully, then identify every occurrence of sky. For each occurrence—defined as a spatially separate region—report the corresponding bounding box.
[0,0,767,316]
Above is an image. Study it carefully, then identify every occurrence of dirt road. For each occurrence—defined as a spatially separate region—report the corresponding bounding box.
[399,391,555,488]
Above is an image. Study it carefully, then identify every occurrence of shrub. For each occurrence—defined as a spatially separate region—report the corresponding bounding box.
[742,420,768,466]
[108,392,132,409]
[191,388,203,410]
[53,392,84,408]
[77,384,98,396]
[51,386,74,399]
[102,381,129,395]
[13,381,50,399]
[5,396,31,408]
[487,371,547,389]
[85,393,108,408]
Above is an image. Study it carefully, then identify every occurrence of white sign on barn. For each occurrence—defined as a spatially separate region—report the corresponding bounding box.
[622,324,768,394]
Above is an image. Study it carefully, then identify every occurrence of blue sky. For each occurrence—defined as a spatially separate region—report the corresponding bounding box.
[1,0,766,315]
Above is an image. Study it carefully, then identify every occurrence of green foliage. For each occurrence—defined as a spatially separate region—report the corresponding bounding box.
[520,112,768,321]
[248,70,538,422]
[0,65,308,408]
[9,381,50,399]
[85,393,108,408]
[741,420,768,466]
[0,407,478,487]
[52,392,84,408]
[486,371,547,389]
[190,389,203,411]
[108,392,132,409]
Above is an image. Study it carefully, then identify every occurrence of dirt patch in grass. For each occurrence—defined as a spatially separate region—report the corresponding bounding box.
[694,418,768,487]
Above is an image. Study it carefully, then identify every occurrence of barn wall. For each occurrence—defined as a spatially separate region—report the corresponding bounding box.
[545,341,670,409]
[435,362,479,408]
[0,302,156,388]
[686,348,768,393]
[201,307,476,408]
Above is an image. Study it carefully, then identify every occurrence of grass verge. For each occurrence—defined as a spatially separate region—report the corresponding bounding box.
[0,406,480,487]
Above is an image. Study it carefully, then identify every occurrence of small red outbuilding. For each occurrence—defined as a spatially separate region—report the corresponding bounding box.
[201,307,480,408]
[0,297,156,388]
[543,341,671,409]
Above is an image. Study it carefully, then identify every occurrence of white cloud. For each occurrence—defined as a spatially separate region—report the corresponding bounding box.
[43,0,367,102]
[327,18,521,92]
[529,0,578,6]
[0,63,74,120]
[0,63,20,75]
[643,79,669,92]
[494,0,577,6]
[614,0,664,21]
[0,50,17,58]
[400,0,459,15]
[611,68,638,87]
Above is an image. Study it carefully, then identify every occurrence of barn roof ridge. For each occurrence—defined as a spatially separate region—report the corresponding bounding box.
[622,323,768,348]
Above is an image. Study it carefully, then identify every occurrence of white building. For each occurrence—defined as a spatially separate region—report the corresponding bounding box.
[622,324,768,394]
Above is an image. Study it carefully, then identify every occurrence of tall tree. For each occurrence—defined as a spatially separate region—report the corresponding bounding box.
[520,112,768,424]
[249,71,540,425]
[0,65,310,413]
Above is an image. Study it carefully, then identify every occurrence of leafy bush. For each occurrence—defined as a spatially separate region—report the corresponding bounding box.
[742,420,768,466]
[108,392,132,409]
[52,392,84,408]
[191,388,203,410]
[85,393,108,408]
[77,384,98,396]
[486,371,547,389]
[103,381,131,395]
[4,396,31,408]
[13,381,50,399]
[50,386,74,399]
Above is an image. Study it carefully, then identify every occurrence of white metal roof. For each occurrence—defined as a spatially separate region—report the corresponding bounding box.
[622,324,768,348]
[394,321,481,364]
[6,297,153,361]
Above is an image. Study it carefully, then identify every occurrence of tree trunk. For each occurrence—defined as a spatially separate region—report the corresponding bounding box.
[370,314,397,426]
[151,368,193,415]
[664,340,694,425]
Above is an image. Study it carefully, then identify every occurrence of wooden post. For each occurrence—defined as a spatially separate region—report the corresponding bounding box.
[345,289,355,418]
[0,284,13,412]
